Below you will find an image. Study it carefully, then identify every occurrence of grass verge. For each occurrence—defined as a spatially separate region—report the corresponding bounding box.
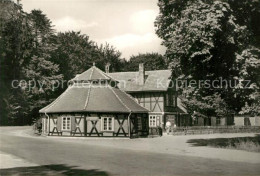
[187,134,260,153]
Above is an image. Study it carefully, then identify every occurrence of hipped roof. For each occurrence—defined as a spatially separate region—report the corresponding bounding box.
[108,70,172,92]
[108,70,188,114]
[71,65,117,82]
[40,66,148,114]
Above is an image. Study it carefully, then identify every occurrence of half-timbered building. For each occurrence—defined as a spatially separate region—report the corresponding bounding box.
[108,63,189,129]
[40,65,149,137]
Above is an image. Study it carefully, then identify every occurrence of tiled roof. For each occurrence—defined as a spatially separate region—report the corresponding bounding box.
[39,84,149,113]
[71,66,117,82]
[108,70,172,92]
[40,66,148,114]
[108,70,188,114]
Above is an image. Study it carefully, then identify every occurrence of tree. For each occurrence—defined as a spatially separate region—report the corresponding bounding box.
[0,1,63,125]
[27,10,55,59]
[156,0,245,80]
[51,31,99,80]
[226,0,260,48]
[239,92,260,116]
[96,43,125,72]
[125,53,167,71]
[0,0,29,125]
[22,56,63,123]
[52,32,125,80]
[181,88,229,118]
[155,0,260,114]
[236,47,260,116]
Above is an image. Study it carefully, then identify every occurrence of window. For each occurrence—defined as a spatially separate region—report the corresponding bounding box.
[102,117,114,131]
[62,117,71,130]
[149,115,157,127]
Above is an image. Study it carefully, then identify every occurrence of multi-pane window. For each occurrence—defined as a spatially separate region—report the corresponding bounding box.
[62,117,71,130]
[149,115,157,127]
[102,117,114,131]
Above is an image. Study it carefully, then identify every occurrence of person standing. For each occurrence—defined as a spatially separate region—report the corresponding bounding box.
[166,120,172,135]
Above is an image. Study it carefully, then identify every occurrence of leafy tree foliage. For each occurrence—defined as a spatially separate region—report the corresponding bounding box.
[96,43,126,72]
[52,33,125,81]
[182,88,229,118]
[125,53,167,71]
[0,1,63,125]
[155,0,260,116]
[27,10,56,59]
[0,1,126,125]
[51,31,98,80]
[1,0,29,125]
[22,56,63,108]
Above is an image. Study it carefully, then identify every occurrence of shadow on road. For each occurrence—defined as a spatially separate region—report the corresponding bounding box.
[187,134,260,147]
[0,164,109,176]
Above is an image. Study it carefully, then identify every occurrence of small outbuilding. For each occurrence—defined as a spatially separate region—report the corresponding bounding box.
[40,65,149,138]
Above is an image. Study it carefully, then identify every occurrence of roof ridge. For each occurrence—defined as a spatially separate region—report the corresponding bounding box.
[83,84,92,110]
[109,87,131,112]
[89,66,94,80]
[83,68,94,109]
[94,66,118,81]
[108,69,171,74]
[108,71,138,74]
[71,68,89,81]
[94,66,110,79]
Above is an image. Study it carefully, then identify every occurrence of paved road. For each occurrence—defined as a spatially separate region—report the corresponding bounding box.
[0,127,259,176]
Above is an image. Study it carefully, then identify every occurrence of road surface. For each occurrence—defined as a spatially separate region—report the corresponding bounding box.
[0,126,259,176]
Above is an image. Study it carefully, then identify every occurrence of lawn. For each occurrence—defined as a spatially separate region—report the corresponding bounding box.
[187,134,260,153]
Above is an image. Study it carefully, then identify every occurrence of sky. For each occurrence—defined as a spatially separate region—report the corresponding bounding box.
[21,0,166,60]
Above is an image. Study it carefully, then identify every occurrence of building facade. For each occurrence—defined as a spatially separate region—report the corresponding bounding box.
[108,63,189,129]
[40,65,149,137]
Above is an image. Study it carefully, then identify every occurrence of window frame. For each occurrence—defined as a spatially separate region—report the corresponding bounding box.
[101,117,114,132]
[62,116,71,131]
[149,115,157,127]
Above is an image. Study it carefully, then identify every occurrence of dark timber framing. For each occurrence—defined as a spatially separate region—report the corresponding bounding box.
[46,112,148,138]
[71,115,84,136]
[114,114,127,137]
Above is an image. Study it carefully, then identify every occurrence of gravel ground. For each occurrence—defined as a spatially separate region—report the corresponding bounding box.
[0,126,259,176]
[46,131,260,164]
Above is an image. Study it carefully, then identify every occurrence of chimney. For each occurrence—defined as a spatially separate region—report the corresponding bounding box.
[105,63,111,73]
[138,63,145,85]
